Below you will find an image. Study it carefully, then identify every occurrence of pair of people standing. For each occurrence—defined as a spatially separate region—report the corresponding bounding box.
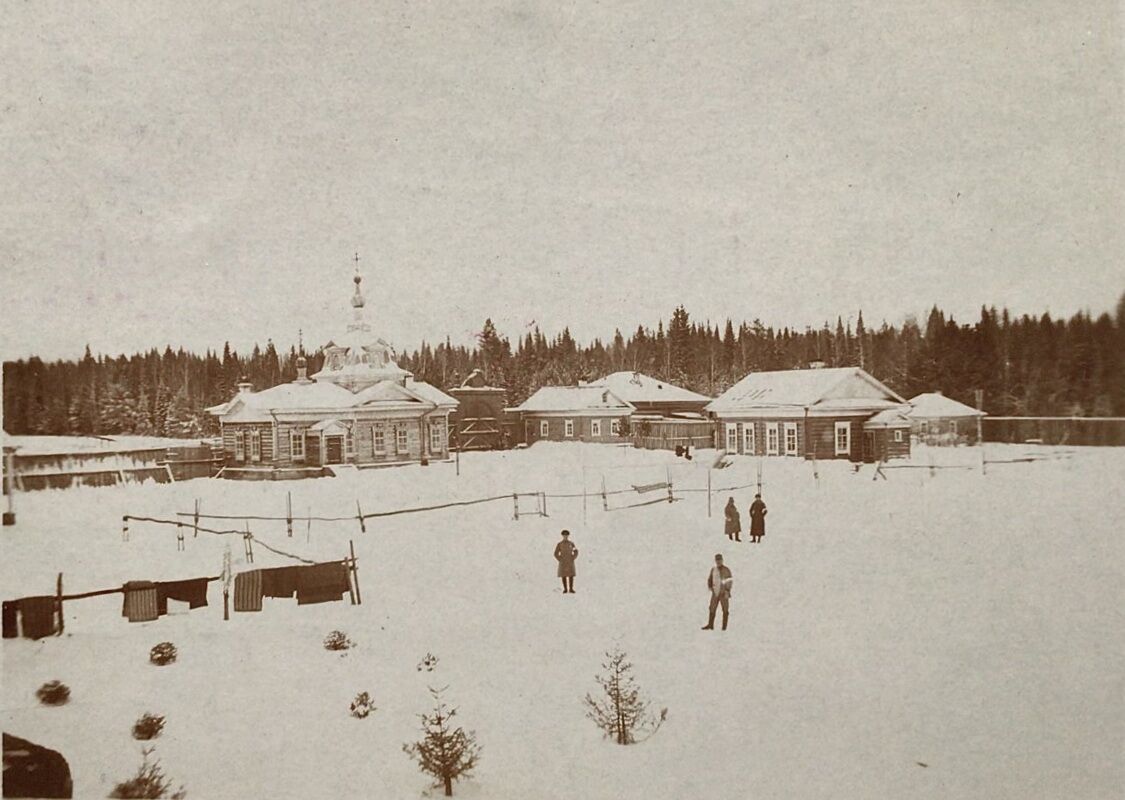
[723,494,767,543]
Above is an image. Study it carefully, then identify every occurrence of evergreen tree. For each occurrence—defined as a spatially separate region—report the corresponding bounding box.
[403,687,481,797]
[583,646,666,745]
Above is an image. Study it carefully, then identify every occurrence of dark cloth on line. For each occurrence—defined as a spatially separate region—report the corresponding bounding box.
[122,581,159,623]
[233,570,263,612]
[296,562,350,606]
[261,566,301,599]
[155,578,210,615]
[18,595,59,639]
[2,600,18,638]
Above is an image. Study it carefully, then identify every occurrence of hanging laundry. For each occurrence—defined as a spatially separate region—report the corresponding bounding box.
[261,566,300,599]
[2,600,18,638]
[155,578,210,615]
[122,581,159,623]
[233,570,263,612]
[296,562,350,606]
[18,596,58,639]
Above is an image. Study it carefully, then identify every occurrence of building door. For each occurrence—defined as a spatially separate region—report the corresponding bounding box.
[325,436,344,464]
[863,431,876,463]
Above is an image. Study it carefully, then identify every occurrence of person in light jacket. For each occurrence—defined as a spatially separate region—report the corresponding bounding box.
[554,530,579,594]
[723,497,742,542]
[702,554,733,630]
[749,494,767,543]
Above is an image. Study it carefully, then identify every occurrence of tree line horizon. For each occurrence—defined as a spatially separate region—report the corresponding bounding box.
[4,295,1124,438]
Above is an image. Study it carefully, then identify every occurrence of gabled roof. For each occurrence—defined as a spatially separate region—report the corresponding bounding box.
[513,386,634,413]
[908,392,986,418]
[212,376,457,422]
[400,380,459,408]
[864,408,913,428]
[592,372,711,404]
[707,367,906,415]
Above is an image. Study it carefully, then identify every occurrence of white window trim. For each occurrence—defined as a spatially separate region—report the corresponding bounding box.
[591,419,602,437]
[726,423,739,452]
[784,422,798,456]
[250,430,262,462]
[395,426,408,454]
[540,420,549,438]
[234,430,246,461]
[894,429,904,443]
[290,430,305,461]
[610,419,621,436]
[766,423,779,456]
[743,423,755,455]
[372,426,386,454]
[430,422,443,453]
[345,429,355,458]
[564,419,574,438]
[835,421,851,456]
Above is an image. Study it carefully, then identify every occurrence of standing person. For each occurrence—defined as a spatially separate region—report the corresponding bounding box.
[723,497,742,542]
[702,554,733,630]
[554,529,579,594]
[749,494,767,543]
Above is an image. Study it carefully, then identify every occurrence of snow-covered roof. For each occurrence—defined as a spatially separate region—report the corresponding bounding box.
[591,372,711,404]
[863,409,913,428]
[908,392,986,418]
[401,380,459,408]
[513,386,634,413]
[707,367,906,415]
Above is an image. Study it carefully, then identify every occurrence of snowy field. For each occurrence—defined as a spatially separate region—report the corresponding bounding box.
[3,443,1123,799]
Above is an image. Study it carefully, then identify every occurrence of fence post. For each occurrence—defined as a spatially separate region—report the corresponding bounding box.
[356,500,366,534]
[707,468,712,518]
[55,573,64,636]
[286,492,293,538]
[512,493,519,521]
[122,515,130,541]
[349,539,361,605]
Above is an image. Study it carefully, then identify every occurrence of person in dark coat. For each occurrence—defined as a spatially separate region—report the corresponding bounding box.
[723,497,741,542]
[702,553,733,630]
[749,494,767,543]
[554,530,579,593]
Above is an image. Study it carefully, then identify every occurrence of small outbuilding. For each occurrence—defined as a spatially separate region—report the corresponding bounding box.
[591,372,713,451]
[907,392,986,445]
[448,369,509,450]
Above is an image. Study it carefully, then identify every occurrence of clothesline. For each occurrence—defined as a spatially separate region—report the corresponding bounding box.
[123,515,333,565]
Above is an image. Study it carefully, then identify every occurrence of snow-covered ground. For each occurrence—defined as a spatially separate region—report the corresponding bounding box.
[2,443,1123,799]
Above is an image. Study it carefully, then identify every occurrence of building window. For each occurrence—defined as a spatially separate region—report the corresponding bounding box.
[591,420,602,437]
[835,422,851,456]
[540,420,549,438]
[610,419,621,436]
[290,430,305,461]
[743,423,755,455]
[564,419,574,438]
[430,421,443,453]
[784,422,798,456]
[766,423,779,455]
[726,423,738,452]
[949,420,958,435]
[234,431,246,461]
[894,429,904,443]
[395,426,408,454]
[372,425,385,454]
[345,429,354,458]
[250,430,262,462]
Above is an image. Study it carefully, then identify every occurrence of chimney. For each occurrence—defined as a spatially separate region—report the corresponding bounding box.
[237,378,253,395]
[808,360,826,370]
[578,379,588,387]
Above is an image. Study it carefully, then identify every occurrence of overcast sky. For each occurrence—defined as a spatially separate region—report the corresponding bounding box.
[2,1,1122,361]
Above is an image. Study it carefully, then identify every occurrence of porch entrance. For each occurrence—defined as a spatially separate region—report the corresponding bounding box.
[325,435,344,465]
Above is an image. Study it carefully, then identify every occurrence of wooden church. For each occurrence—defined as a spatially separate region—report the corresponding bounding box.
[207,268,458,477]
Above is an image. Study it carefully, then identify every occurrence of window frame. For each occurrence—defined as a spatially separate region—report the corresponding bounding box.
[834,421,851,456]
[564,419,574,438]
[540,419,549,438]
[429,421,443,453]
[743,423,755,455]
[784,422,798,456]
[726,423,739,452]
[766,423,780,455]
[250,429,262,462]
[893,429,904,443]
[290,430,305,461]
[234,430,246,461]
[590,419,602,438]
[395,425,408,454]
[372,425,386,454]
[610,418,621,436]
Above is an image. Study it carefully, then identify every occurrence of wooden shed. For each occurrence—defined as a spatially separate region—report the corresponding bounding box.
[448,369,509,450]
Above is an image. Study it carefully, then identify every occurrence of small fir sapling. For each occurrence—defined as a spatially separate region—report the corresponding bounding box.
[132,713,166,740]
[36,680,70,706]
[149,642,178,666]
[109,747,186,799]
[403,686,481,797]
[350,692,375,718]
[583,646,667,745]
